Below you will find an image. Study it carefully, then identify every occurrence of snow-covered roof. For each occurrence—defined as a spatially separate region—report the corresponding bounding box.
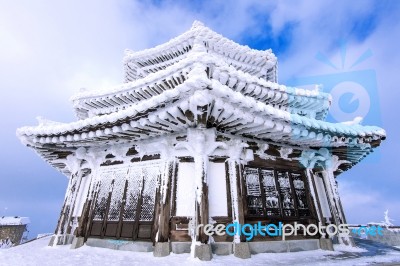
[16,21,385,177]
[17,63,385,175]
[123,21,277,83]
[0,216,30,226]
[18,80,385,147]
[71,54,330,120]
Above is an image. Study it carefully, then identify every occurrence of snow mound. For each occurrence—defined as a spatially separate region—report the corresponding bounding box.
[1,236,400,266]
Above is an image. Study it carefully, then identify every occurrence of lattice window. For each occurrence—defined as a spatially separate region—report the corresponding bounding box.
[261,169,281,216]
[139,166,160,221]
[292,173,310,217]
[93,160,162,224]
[107,167,129,221]
[277,171,296,217]
[123,169,142,221]
[243,167,311,219]
[93,171,114,221]
[244,167,264,216]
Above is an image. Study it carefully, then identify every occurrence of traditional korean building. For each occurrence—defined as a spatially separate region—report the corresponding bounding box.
[17,21,385,260]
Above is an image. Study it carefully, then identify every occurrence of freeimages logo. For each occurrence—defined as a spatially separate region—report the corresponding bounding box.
[286,42,382,162]
[287,43,381,123]
[194,222,356,241]
[351,225,384,238]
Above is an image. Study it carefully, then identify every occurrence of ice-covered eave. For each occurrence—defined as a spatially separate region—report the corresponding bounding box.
[17,79,385,154]
[70,53,199,114]
[71,55,331,120]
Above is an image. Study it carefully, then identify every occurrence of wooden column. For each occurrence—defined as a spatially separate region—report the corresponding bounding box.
[305,169,322,223]
[322,169,354,245]
[227,159,246,243]
[321,170,343,225]
[75,169,96,238]
[195,156,209,244]
[309,170,324,224]
[53,169,83,245]
[83,168,102,241]
[66,170,85,235]
[154,160,176,242]
[54,173,76,236]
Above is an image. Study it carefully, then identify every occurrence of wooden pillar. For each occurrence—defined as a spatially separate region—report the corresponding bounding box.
[300,150,345,226]
[83,168,102,241]
[66,170,85,235]
[74,169,93,238]
[227,159,246,243]
[154,160,176,243]
[55,173,76,235]
[321,170,343,225]
[323,169,355,245]
[305,169,322,223]
[195,156,209,244]
[177,128,225,248]
[53,170,81,245]
[70,148,105,241]
[309,171,325,223]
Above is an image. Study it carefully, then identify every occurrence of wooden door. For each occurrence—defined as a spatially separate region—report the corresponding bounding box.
[89,161,161,241]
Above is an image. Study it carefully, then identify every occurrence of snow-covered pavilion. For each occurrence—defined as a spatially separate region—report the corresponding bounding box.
[17,21,385,260]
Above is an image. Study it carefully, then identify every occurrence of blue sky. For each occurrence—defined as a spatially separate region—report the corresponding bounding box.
[1,0,399,239]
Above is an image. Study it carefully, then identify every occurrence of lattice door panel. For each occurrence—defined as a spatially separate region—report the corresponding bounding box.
[244,167,264,217]
[123,169,143,221]
[261,169,281,216]
[291,173,310,217]
[107,168,129,221]
[89,160,163,240]
[277,171,296,217]
[93,171,114,221]
[139,166,159,221]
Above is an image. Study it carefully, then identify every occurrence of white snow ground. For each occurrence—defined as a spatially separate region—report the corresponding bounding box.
[1,236,400,266]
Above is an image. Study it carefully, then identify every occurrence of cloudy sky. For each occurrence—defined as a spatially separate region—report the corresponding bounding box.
[1,0,399,239]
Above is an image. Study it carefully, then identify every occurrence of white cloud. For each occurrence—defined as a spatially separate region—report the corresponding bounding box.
[339,180,400,225]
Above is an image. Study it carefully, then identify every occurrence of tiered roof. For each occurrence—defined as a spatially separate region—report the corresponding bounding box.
[123,21,277,83]
[17,21,385,175]
[72,53,329,120]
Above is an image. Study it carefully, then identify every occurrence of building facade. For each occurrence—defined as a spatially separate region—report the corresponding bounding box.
[0,217,30,248]
[17,21,385,260]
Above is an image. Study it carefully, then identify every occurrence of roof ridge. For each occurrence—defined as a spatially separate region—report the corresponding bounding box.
[123,21,275,64]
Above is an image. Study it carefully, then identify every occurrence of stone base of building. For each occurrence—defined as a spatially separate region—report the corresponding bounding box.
[171,242,191,254]
[49,236,323,259]
[212,242,233,255]
[70,237,85,249]
[234,242,251,259]
[319,238,334,251]
[342,235,356,247]
[153,242,171,257]
[48,234,74,246]
[169,239,319,258]
[248,239,320,254]
[85,238,154,252]
[194,244,213,261]
[170,242,233,255]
